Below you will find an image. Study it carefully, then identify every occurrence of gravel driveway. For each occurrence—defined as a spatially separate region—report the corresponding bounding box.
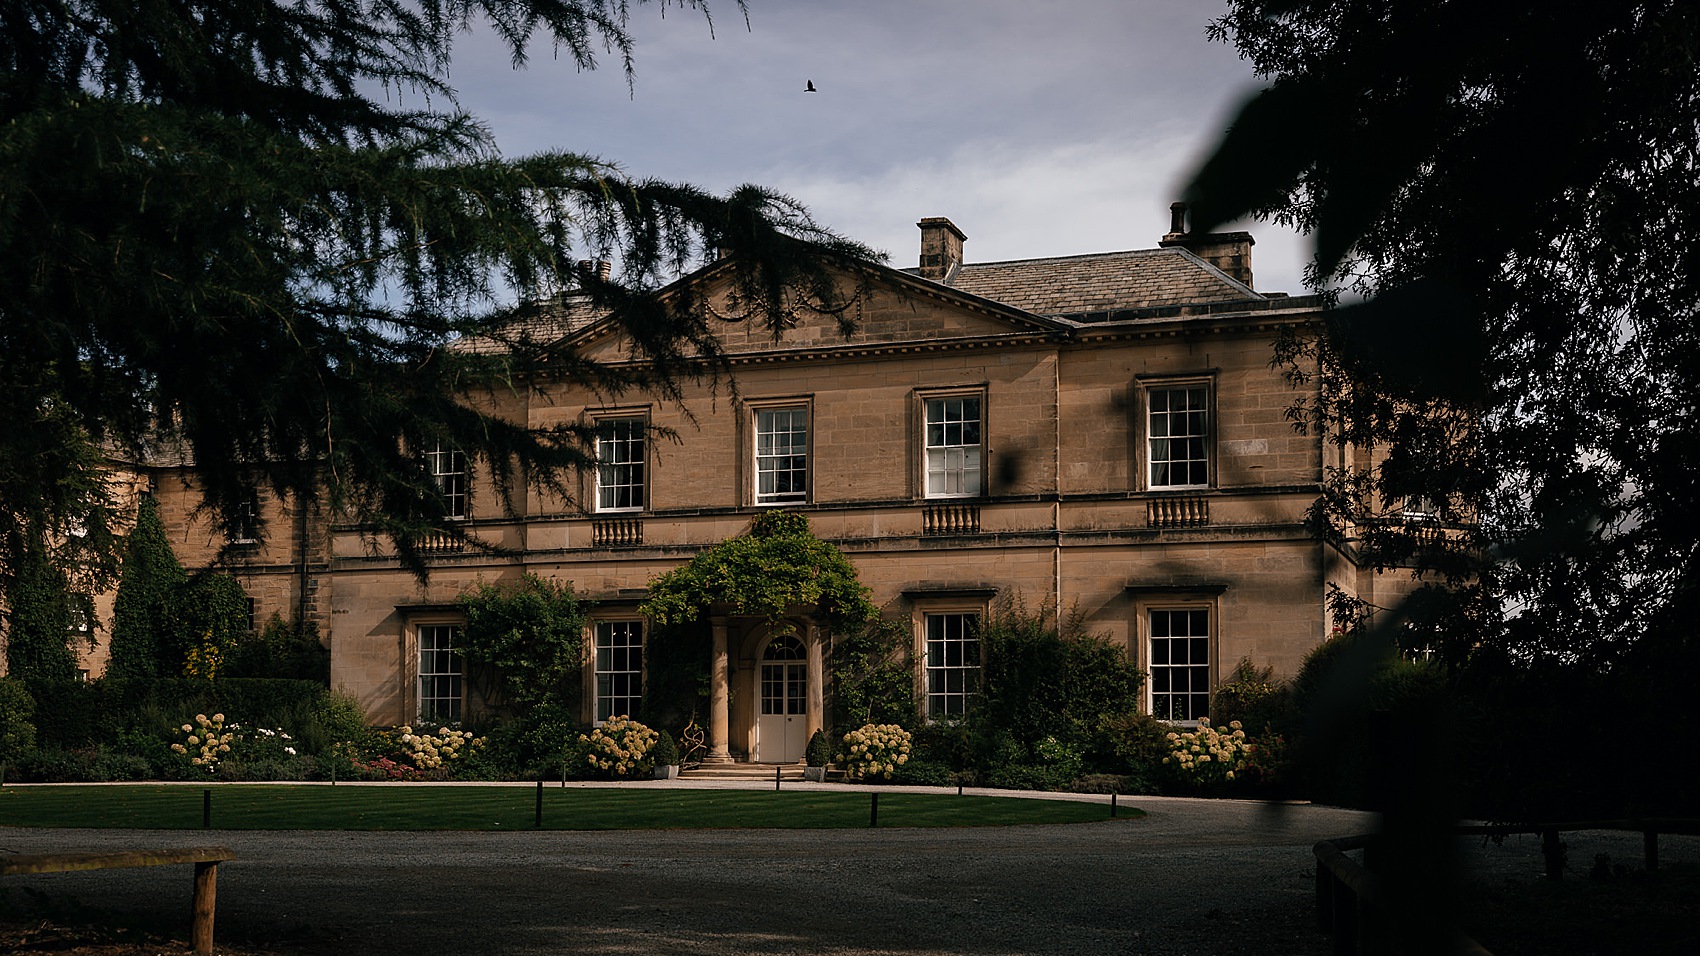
[3,787,1683,955]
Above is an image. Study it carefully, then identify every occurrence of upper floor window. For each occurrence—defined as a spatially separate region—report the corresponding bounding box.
[427,445,468,519]
[1149,608,1210,723]
[754,406,809,505]
[594,620,644,722]
[924,612,981,719]
[418,623,464,722]
[595,417,646,512]
[1148,385,1209,489]
[227,497,260,545]
[924,395,983,497]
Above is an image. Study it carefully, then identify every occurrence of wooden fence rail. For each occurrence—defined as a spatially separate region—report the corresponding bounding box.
[1,846,236,956]
[1314,818,1697,956]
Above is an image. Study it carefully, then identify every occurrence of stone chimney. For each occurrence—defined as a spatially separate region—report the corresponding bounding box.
[575,259,613,286]
[917,217,967,280]
[1158,202,1255,289]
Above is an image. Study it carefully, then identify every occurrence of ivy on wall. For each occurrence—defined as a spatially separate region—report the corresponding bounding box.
[107,496,248,682]
[107,497,186,680]
[457,573,586,716]
[2,537,83,682]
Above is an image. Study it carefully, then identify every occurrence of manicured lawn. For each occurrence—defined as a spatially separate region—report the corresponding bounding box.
[0,785,1143,831]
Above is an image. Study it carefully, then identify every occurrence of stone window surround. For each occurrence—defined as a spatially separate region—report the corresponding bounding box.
[1126,584,1225,727]
[915,385,988,500]
[1135,370,1217,492]
[590,618,644,725]
[590,410,649,514]
[745,395,813,507]
[904,587,996,722]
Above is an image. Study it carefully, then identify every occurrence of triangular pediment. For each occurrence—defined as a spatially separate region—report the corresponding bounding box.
[560,258,1065,365]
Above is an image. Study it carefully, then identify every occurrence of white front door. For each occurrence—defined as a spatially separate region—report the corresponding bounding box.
[756,635,807,763]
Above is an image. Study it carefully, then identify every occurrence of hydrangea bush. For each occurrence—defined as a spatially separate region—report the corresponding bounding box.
[397,724,483,771]
[1162,718,1253,790]
[170,713,234,770]
[842,722,911,781]
[576,715,659,778]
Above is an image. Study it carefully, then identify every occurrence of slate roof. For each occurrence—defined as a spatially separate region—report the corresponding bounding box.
[920,247,1262,318]
[451,294,605,353]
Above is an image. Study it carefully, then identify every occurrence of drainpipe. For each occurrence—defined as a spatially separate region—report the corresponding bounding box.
[1053,348,1063,612]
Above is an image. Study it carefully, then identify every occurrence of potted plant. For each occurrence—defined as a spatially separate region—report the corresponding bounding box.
[652,729,681,780]
[803,729,832,782]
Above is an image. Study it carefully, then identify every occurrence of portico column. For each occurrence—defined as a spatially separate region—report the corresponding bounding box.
[805,621,825,742]
[706,616,733,763]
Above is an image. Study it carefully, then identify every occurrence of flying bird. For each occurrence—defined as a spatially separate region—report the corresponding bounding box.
[805,80,817,92]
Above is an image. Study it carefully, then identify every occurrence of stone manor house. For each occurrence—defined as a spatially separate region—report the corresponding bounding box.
[44,208,1407,765]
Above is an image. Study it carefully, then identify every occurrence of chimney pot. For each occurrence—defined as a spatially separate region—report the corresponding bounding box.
[1168,201,1188,237]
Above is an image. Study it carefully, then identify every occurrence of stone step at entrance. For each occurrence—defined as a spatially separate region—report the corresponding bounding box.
[681,762,808,781]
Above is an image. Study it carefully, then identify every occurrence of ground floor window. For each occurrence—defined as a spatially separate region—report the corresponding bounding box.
[1149,609,1210,722]
[418,624,463,722]
[924,612,981,718]
[595,620,643,722]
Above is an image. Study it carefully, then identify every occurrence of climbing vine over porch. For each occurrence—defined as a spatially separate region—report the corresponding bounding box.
[640,511,876,632]
[637,512,909,733]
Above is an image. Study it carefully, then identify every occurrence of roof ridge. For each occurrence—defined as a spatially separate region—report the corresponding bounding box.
[953,247,1173,270]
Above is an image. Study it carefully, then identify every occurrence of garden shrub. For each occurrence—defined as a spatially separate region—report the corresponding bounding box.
[1161,719,1253,793]
[3,541,83,682]
[108,496,186,680]
[831,618,915,730]
[974,596,1143,774]
[571,715,660,779]
[1210,658,1294,736]
[1286,629,1450,808]
[653,730,680,767]
[0,678,36,772]
[174,573,249,682]
[804,729,832,768]
[910,721,974,772]
[225,614,329,682]
[889,757,955,787]
[457,574,585,717]
[841,722,911,781]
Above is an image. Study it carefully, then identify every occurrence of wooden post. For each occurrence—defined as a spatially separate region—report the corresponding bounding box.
[869,792,878,827]
[534,780,543,828]
[775,766,782,792]
[191,861,218,956]
[1541,828,1565,880]
[1110,793,1118,818]
[202,789,211,829]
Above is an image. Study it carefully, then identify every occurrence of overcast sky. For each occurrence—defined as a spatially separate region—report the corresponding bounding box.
[445,0,1311,296]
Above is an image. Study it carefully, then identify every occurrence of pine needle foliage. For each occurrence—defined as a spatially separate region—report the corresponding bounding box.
[0,1,881,588]
[1190,1,1700,668]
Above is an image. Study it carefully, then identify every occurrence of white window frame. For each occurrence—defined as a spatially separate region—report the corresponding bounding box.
[594,416,647,513]
[228,496,260,545]
[593,620,644,723]
[1146,607,1212,725]
[922,391,985,498]
[752,402,811,505]
[417,623,464,722]
[427,445,468,519]
[1145,383,1211,490]
[923,611,982,719]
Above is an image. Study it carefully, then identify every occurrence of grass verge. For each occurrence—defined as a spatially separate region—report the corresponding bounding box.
[0,785,1143,831]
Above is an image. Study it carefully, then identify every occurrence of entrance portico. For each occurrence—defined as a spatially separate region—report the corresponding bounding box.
[704,614,825,764]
